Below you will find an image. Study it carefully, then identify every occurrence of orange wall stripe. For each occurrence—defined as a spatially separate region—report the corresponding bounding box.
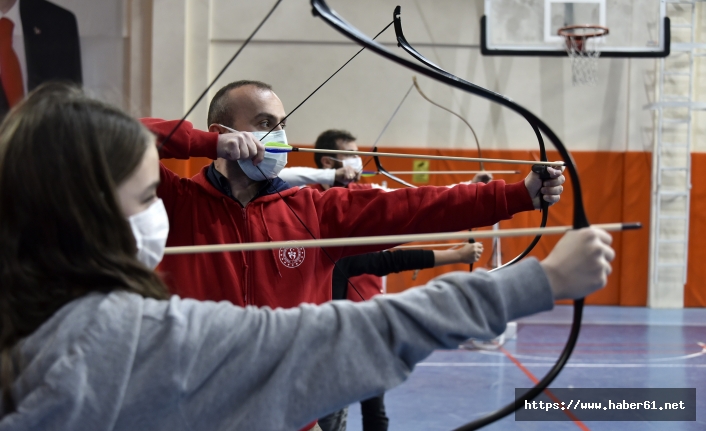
[685,154,706,307]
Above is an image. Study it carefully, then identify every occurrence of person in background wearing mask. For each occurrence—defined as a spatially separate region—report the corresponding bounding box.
[312,129,364,187]
[143,80,564,431]
[0,83,616,431]
[279,129,363,188]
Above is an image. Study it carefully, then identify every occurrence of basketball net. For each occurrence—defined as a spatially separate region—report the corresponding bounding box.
[559,25,609,86]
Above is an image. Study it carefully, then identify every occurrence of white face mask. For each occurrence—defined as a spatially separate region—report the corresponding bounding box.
[327,155,363,173]
[237,130,288,180]
[342,156,363,173]
[128,198,169,270]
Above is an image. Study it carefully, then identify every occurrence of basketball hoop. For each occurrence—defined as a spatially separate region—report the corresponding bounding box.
[558,25,609,86]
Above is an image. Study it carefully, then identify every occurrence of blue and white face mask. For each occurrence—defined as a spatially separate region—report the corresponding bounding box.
[237,130,288,180]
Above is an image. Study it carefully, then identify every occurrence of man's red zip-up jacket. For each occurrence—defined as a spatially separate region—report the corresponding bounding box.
[143,119,535,309]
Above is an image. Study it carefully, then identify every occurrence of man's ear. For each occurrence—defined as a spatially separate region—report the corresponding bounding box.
[208,124,224,133]
[321,156,335,169]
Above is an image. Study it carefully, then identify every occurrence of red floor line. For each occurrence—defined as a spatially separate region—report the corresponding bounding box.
[498,346,591,431]
[506,349,702,355]
[508,341,694,347]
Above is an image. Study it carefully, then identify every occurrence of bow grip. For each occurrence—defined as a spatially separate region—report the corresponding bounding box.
[532,164,552,212]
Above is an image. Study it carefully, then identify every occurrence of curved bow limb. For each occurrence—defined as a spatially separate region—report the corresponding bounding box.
[372,145,416,188]
[393,6,448,74]
[393,5,552,273]
[310,0,590,429]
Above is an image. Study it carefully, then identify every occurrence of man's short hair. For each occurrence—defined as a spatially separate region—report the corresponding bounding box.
[314,129,357,168]
[207,80,273,127]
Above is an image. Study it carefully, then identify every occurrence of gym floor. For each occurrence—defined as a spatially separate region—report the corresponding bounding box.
[346,305,706,430]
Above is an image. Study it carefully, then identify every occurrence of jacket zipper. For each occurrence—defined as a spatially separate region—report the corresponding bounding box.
[241,206,250,305]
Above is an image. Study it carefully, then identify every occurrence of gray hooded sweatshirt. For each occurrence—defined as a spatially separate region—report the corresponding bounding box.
[0,258,554,431]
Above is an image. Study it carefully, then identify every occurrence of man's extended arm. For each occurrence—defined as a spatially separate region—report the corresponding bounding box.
[279,167,337,187]
[314,181,534,259]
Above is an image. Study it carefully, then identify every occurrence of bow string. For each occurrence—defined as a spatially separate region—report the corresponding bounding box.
[366,83,417,188]
[410,77,485,171]
[157,0,284,152]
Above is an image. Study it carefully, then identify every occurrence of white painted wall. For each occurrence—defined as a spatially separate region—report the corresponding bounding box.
[147,0,674,153]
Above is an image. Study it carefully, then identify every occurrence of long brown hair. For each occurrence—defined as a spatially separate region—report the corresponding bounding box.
[0,83,169,411]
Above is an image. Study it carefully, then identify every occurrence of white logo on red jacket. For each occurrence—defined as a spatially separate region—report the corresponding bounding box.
[279,246,305,268]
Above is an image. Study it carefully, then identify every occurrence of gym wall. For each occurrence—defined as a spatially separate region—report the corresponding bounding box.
[135,0,706,306]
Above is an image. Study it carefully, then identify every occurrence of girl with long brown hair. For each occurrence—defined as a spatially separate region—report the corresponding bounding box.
[0,84,614,430]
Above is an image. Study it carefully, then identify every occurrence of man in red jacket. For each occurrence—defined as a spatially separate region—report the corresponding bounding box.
[144,79,564,310]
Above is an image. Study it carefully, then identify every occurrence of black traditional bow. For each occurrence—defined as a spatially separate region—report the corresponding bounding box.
[393,6,550,272]
[310,1,588,429]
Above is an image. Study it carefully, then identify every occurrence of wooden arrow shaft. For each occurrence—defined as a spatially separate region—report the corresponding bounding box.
[393,242,468,249]
[385,170,521,175]
[164,222,640,255]
[294,147,563,166]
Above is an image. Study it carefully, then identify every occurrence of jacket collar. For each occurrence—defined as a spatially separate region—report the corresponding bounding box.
[205,162,292,204]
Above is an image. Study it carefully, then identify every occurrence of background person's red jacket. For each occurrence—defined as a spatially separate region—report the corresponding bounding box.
[143,119,535,309]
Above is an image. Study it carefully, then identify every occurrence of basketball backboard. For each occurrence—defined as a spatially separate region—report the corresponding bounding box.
[481,0,669,57]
